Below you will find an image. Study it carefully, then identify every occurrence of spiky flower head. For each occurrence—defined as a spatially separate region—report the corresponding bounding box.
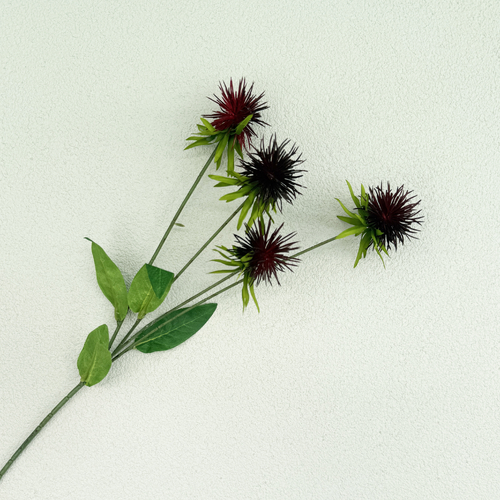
[186,78,269,171]
[209,136,305,229]
[336,181,423,267]
[213,220,300,311]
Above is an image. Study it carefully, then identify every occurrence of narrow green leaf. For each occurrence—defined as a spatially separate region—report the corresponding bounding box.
[77,324,112,387]
[335,198,358,219]
[86,238,128,322]
[200,117,216,132]
[249,283,260,313]
[175,223,185,227]
[335,225,367,240]
[234,140,244,160]
[235,114,253,135]
[214,132,230,163]
[337,215,364,226]
[346,181,361,208]
[353,232,372,268]
[128,264,174,319]
[227,138,235,175]
[237,190,257,229]
[135,303,217,353]
[184,139,212,150]
[209,174,240,185]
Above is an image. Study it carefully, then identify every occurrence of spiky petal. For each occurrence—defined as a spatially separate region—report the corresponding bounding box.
[205,78,269,149]
[366,183,423,250]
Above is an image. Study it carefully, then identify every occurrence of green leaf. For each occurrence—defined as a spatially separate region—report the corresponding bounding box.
[214,132,230,163]
[86,238,128,322]
[208,174,240,185]
[200,117,216,132]
[237,189,257,229]
[77,324,112,387]
[335,198,358,219]
[353,232,372,268]
[128,264,174,319]
[335,225,367,240]
[135,303,217,353]
[234,140,244,159]
[337,215,364,226]
[227,138,235,175]
[235,114,253,135]
[346,181,361,208]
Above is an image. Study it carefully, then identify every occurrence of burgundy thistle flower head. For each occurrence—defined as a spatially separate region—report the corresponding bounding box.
[336,181,423,267]
[205,78,269,150]
[366,183,423,251]
[209,135,305,229]
[186,78,269,171]
[213,220,300,311]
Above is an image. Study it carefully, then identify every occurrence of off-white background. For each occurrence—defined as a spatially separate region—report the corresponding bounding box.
[1,1,499,499]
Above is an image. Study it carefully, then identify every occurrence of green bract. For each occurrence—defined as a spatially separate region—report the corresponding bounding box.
[185,116,250,172]
[336,181,388,268]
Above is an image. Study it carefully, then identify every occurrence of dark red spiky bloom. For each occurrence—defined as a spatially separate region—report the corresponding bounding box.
[233,222,299,285]
[205,78,269,149]
[239,135,305,211]
[367,183,423,250]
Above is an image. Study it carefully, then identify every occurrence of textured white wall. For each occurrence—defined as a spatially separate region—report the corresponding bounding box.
[1,1,499,498]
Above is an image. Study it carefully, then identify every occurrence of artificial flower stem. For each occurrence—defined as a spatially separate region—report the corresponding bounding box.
[112,318,142,356]
[111,272,238,359]
[0,382,85,482]
[291,235,338,259]
[173,202,245,283]
[108,320,124,349]
[149,147,218,265]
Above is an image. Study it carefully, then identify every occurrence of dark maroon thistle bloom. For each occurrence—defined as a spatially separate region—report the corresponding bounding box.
[366,183,423,251]
[214,220,300,310]
[240,135,305,212]
[233,221,300,286]
[205,78,269,149]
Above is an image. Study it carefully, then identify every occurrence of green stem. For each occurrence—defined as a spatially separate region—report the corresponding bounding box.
[112,272,238,359]
[291,235,337,259]
[173,202,244,283]
[112,318,142,356]
[0,382,85,483]
[149,147,218,265]
[109,320,124,349]
[112,277,242,362]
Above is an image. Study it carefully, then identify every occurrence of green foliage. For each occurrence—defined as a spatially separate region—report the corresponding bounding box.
[336,181,388,268]
[185,115,252,172]
[77,325,112,387]
[128,264,174,319]
[135,303,217,353]
[85,238,128,322]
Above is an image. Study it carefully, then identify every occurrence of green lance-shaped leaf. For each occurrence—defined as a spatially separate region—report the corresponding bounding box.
[77,324,112,387]
[128,264,174,319]
[135,303,217,353]
[86,238,128,322]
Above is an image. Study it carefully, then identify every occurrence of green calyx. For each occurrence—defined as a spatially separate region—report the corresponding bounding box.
[185,115,252,172]
[335,181,388,268]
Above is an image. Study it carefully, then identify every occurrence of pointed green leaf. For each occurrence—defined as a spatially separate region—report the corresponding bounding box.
[235,114,253,135]
[335,225,367,240]
[237,190,257,229]
[346,181,361,208]
[335,198,358,219]
[135,303,217,353]
[200,117,216,132]
[234,140,244,159]
[86,239,128,322]
[337,215,364,226]
[214,132,230,163]
[249,283,260,313]
[128,264,174,319]
[77,324,112,387]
